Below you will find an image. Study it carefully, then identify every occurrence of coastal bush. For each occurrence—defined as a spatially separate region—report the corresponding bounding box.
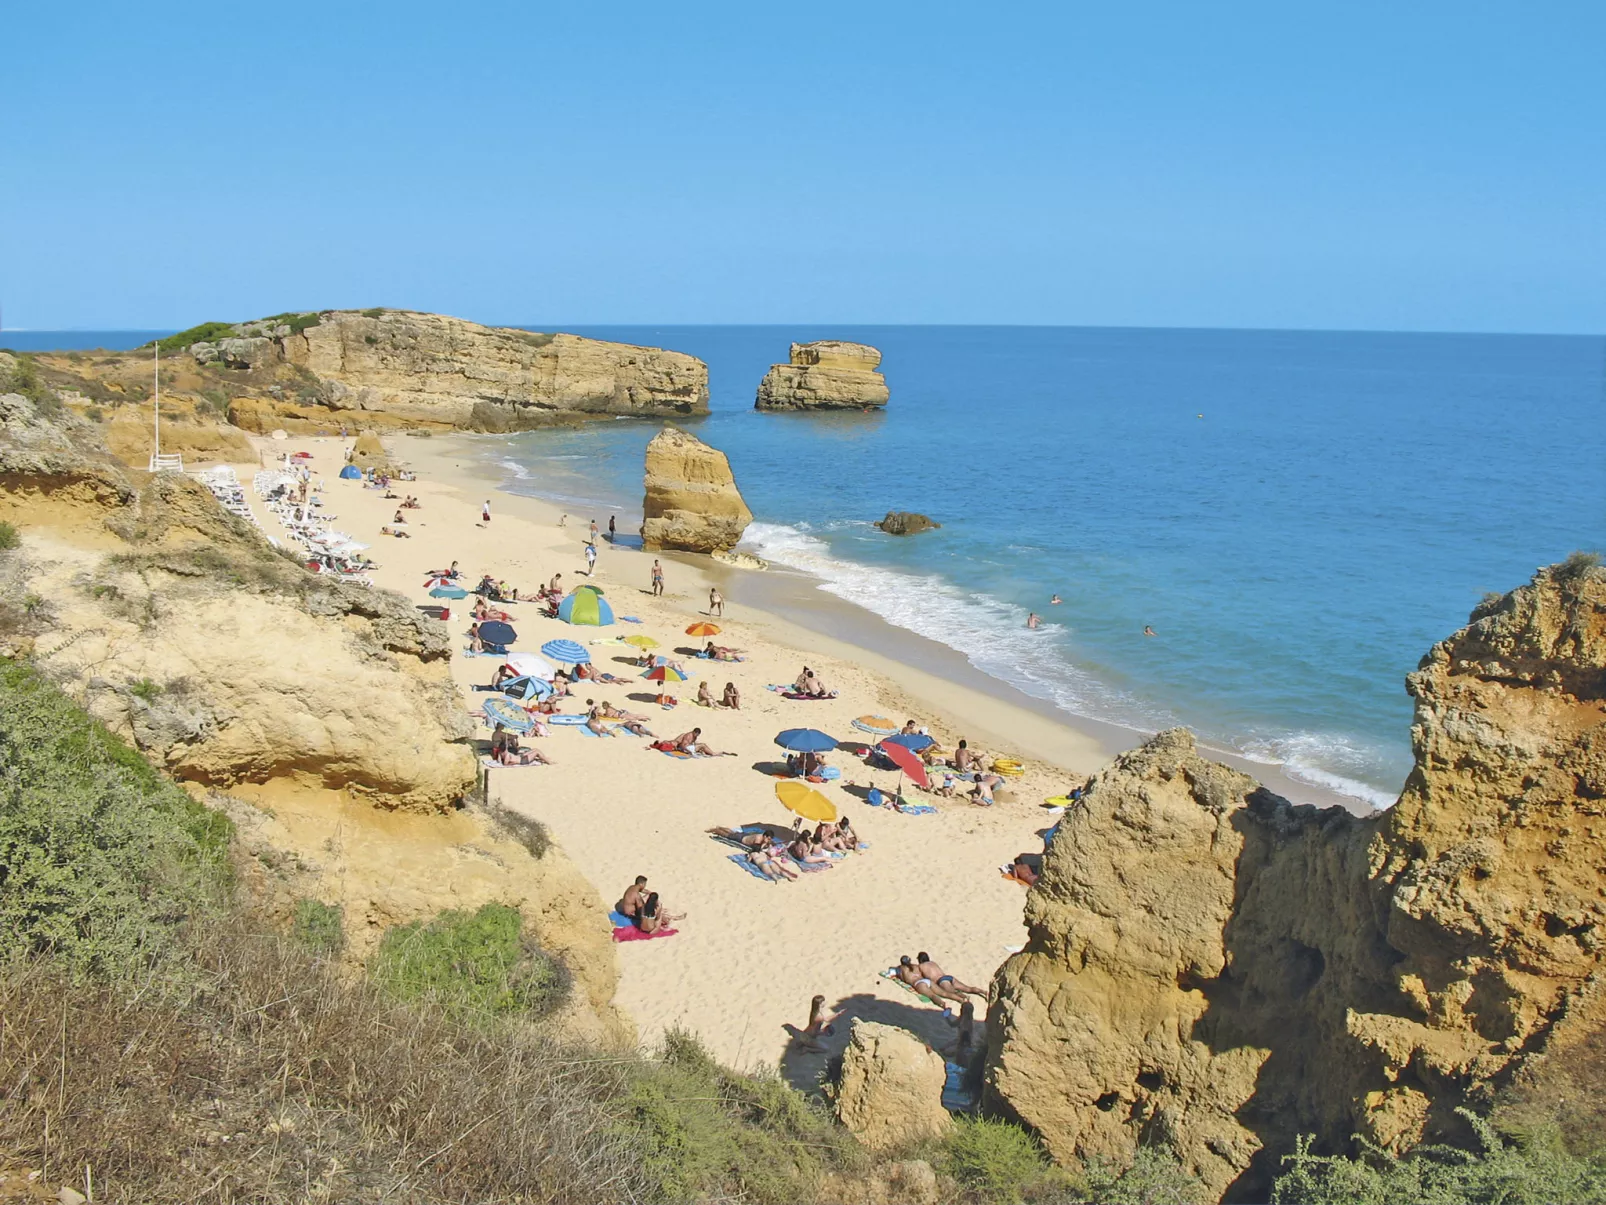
[127,675,163,701]
[942,1116,1062,1202]
[1071,1146,1204,1204]
[153,320,235,352]
[621,1026,860,1203]
[261,310,323,336]
[362,306,386,318]
[487,798,552,859]
[371,902,569,1021]
[1,354,62,415]
[0,520,19,550]
[1270,1114,1606,1205]
[0,659,231,976]
[292,897,345,954]
[1557,549,1603,581]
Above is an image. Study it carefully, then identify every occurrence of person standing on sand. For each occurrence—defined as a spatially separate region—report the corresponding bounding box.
[482,499,492,524]
[651,559,664,596]
[608,515,617,543]
[584,542,598,575]
[709,587,724,617]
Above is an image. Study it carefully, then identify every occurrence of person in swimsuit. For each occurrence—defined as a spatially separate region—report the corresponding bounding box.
[1026,612,1040,629]
[746,841,798,882]
[651,559,664,596]
[722,681,741,709]
[636,891,684,934]
[895,955,968,1005]
[696,681,716,707]
[672,727,733,757]
[788,994,842,1052]
[708,587,724,616]
[916,953,987,999]
[952,739,975,771]
[788,834,833,866]
[1144,625,1156,636]
[616,875,649,919]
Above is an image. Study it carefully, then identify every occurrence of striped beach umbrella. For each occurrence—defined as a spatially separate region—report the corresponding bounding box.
[643,664,689,683]
[851,715,899,737]
[482,696,535,733]
[540,639,590,665]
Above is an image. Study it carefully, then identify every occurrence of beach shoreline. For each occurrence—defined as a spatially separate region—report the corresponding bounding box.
[425,430,1386,814]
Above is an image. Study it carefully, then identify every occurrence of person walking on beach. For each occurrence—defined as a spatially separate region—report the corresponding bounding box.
[584,542,598,576]
[481,499,492,525]
[589,518,599,543]
[651,559,664,596]
[608,515,617,543]
[709,587,724,617]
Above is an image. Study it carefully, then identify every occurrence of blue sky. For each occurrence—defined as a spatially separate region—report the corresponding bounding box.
[3,2,1602,332]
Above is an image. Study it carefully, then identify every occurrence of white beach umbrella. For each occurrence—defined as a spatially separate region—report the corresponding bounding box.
[503,652,554,679]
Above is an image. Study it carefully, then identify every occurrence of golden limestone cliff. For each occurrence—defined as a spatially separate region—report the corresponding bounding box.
[0,388,625,1038]
[985,560,1606,1202]
[640,425,753,553]
[755,340,890,411]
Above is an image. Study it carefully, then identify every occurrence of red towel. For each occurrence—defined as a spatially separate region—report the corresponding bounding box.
[613,925,678,942]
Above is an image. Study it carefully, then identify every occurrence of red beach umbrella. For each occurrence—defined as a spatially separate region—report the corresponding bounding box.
[878,739,930,790]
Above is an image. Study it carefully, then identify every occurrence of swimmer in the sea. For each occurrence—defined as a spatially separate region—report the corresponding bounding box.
[1026,612,1040,630]
[1050,594,1062,604]
[1144,625,1156,636]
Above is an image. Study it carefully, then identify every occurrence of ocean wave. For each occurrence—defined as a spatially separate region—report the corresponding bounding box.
[740,521,1172,732]
[1237,731,1402,810]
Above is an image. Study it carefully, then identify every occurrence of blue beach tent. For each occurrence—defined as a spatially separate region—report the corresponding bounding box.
[339,464,362,479]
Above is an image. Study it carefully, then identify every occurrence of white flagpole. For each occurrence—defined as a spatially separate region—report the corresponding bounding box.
[153,343,161,462]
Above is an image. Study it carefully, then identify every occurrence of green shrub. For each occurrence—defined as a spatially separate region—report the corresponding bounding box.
[620,1026,857,1203]
[197,386,230,416]
[0,521,19,551]
[292,897,345,954]
[127,676,163,702]
[361,307,386,318]
[1271,1113,1606,1205]
[371,902,568,1021]
[152,321,236,353]
[0,661,232,976]
[1557,550,1602,581]
[943,1116,1059,1203]
[84,405,104,422]
[1,354,62,416]
[261,311,323,336]
[1074,1145,1203,1204]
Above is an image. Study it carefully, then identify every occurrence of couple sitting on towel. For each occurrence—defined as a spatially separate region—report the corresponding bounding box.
[792,667,836,698]
[489,723,552,766]
[616,875,684,934]
[695,680,742,709]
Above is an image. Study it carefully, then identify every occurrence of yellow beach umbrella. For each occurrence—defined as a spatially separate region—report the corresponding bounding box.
[775,780,838,824]
[686,622,721,637]
[621,634,660,649]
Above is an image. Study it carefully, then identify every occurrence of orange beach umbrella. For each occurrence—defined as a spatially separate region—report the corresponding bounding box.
[685,622,721,637]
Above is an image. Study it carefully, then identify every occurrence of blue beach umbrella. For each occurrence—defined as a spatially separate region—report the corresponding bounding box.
[880,732,935,753]
[500,674,553,702]
[483,696,535,733]
[478,620,518,647]
[429,585,468,599]
[774,728,839,753]
[540,638,591,665]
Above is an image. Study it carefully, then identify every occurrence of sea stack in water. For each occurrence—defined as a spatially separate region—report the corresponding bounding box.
[984,559,1606,1203]
[755,341,889,411]
[640,426,753,553]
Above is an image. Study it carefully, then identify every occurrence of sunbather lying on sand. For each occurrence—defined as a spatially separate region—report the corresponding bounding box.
[746,842,799,882]
[788,834,834,865]
[588,699,653,736]
[894,956,968,1006]
[672,728,734,757]
[915,953,987,1000]
[1004,852,1041,885]
[704,641,745,661]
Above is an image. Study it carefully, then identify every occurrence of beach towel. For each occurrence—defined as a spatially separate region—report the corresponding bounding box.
[781,691,835,701]
[728,853,779,883]
[613,925,677,942]
[656,748,696,759]
[460,648,509,658]
[609,910,634,927]
[620,616,643,623]
[480,756,543,769]
[784,854,832,873]
[547,713,589,725]
[879,969,939,1006]
[943,1061,979,1112]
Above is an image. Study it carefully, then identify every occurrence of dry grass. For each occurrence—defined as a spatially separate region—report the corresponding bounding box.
[0,915,652,1204]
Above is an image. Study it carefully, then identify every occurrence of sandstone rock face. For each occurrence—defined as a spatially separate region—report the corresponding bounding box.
[755,341,889,411]
[875,511,940,535]
[833,1020,953,1151]
[986,561,1606,1202]
[640,426,753,553]
[199,311,708,431]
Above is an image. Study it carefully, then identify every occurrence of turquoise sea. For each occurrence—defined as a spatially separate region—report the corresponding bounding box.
[14,326,1604,807]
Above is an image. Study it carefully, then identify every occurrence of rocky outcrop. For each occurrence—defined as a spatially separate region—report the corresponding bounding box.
[197,310,708,432]
[0,388,134,518]
[755,341,889,411]
[833,1020,952,1151]
[875,511,940,535]
[639,426,753,553]
[986,560,1606,1202]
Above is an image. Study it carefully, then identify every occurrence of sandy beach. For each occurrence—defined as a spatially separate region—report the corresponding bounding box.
[233,431,1363,1083]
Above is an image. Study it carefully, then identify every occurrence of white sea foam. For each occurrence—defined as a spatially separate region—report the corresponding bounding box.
[743,520,1403,810]
[740,522,1172,733]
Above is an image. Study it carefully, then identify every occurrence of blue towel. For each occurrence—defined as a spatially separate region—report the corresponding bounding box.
[728,854,778,882]
[943,1061,978,1112]
[547,714,588,725]
[621,616,643,623]
[901,804,938,816]
[608,910,634,927]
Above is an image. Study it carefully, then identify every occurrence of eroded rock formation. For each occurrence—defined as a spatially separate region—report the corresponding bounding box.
[755,341,889,411]
[833,1020,953,1151]
[875,511,940,535]
[986,560,1606,1201]
[194,310,707,432]
[639,426,752,553]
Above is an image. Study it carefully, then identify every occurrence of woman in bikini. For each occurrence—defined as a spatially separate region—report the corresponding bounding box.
[636,891,685,934]
[722,681,741,710]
